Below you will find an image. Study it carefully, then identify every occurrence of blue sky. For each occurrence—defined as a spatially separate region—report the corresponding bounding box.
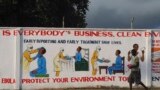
[86,0,160,29]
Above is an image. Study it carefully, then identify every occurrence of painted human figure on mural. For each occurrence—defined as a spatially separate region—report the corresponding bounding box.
[91,46,101,76]
[108,50,122,75]
[30,47,47,77]
[75,46,82,70]
[23,44,38,73]
[128,49,148,90]
[53,47,65,77]
[75,46,82,62]
[74,46,89,71]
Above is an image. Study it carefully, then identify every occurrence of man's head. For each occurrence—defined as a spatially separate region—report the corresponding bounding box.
[39,47,46,55]
[131,49,137,56]
[133,44,139,51]
[115,50,121,56]
[77,46,82,52]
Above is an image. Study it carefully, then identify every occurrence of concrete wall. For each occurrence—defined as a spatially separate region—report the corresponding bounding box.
[0,28,159,89]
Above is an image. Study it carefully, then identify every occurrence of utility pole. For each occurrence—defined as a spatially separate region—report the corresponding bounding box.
[131,17,135,29]
[62,16,65,28]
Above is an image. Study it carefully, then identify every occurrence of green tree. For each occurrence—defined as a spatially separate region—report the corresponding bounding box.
[0,0,89,27]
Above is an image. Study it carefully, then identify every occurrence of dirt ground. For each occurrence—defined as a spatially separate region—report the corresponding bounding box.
[39,87,159,90]
[67,88,158,90]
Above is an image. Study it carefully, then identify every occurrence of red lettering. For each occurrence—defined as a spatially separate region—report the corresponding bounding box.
[1,78,16,84]
[117,32,142,37]
[74,31,113,37]
[12,30,66,36]
[71,76,115,82]
[2,30,11,36]
[52,78,68,83]
[22,78,50,84]
[145,32,160,37]
[119,76,128,81]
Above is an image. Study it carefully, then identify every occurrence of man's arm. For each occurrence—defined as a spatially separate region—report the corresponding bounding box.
[32,53,40,60]
[141,50,145,62]
[30,49,38,54]
[128,51,131,61]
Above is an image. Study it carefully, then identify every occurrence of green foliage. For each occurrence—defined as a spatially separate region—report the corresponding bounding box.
[0,0,89,27]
